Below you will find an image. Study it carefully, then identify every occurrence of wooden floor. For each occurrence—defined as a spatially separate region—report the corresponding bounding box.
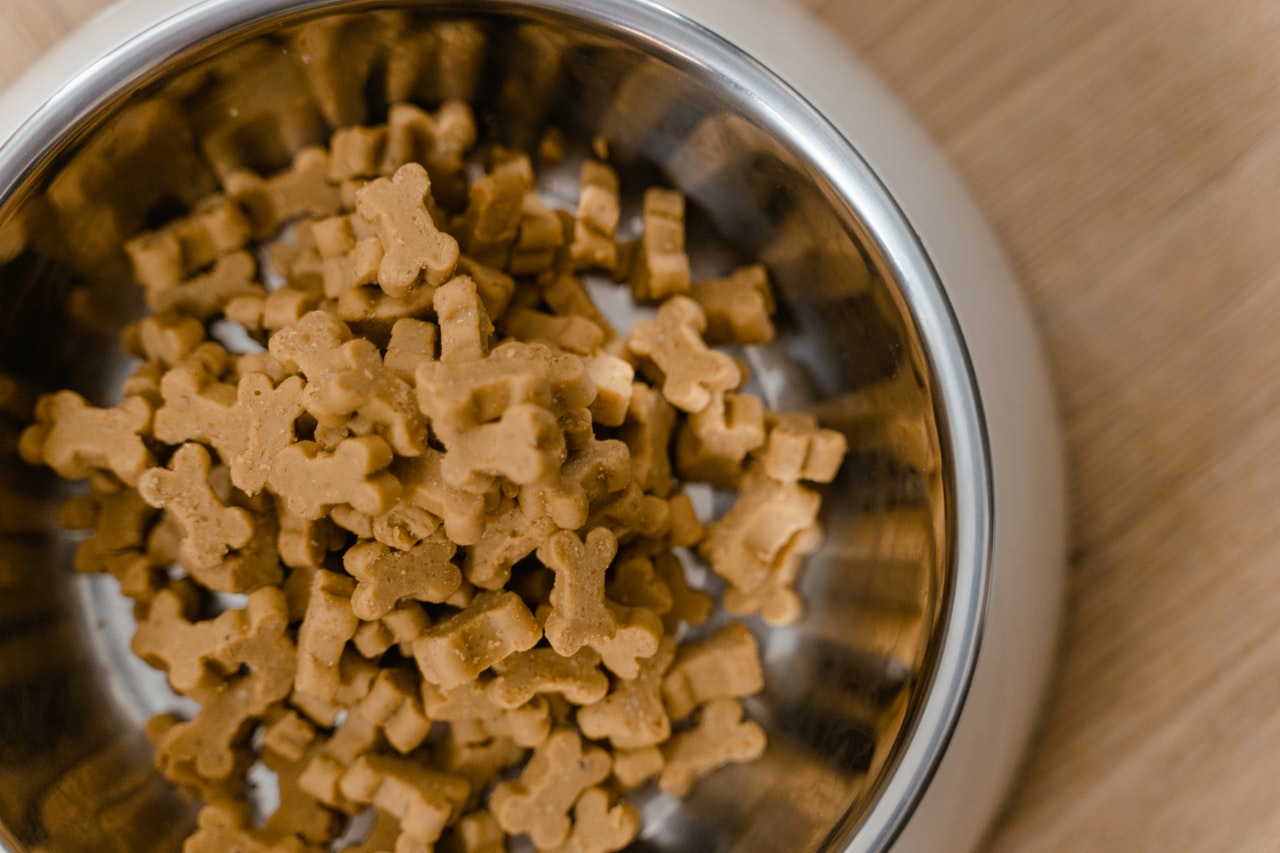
[5,0,1280,849]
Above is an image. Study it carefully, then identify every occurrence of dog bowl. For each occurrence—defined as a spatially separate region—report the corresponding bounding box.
[0,1,1065,851]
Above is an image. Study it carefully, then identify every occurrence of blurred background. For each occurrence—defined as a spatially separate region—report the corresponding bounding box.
[5,0,1279,850]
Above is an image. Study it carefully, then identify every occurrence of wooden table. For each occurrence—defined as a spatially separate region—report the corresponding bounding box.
[5,1,1278,850]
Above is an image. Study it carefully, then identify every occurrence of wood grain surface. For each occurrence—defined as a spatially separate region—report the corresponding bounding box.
[3,1,1277,850]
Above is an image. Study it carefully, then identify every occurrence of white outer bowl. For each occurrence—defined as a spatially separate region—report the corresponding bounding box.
[0,1,1066,850]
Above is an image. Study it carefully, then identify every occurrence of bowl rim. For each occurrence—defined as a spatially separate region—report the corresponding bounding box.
[0,2,994,851]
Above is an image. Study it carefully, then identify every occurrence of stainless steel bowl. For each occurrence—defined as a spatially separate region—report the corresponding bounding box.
[0,1,1065,851]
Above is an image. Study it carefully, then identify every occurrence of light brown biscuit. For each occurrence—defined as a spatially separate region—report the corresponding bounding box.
[148,250,266,320]
[488,647,609,709]
[577,635,674,750]
[658,697,766,797]
[463,496,557,590]
[543,787,639,853]
[675,390,767,489]
[520,429,630,532]
[723,522,822,626]
[412,590,542,688]
[688,263,776,345]
[757,410,848,484]
[19,391,154,487]
[385,317,439,382]
[627,295,740,414]
[460,151,534,268]
[136,443,255,575]
[569,161,620,272]
[343,531,461,620]
[294,569,360,705]
[184,802,321,853]
[355,162,460,297]
[124,195,253,295]
[617,382,676,496]
[662,622,764,720]
[440,403,567,495]
[697,468,821,595]
[537,528,618,657]
[339,753,470,847]
[489,728,612,849]
[582,353,633,427]
[268,435,402,521]
[225,145,344,239]
[629,188,691,302]
[435,275,495,363]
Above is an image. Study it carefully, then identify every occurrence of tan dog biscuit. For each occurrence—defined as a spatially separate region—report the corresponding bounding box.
[489,728,612,849]
[658,698,765,797]
[630,188,691,301]
[295,569,360,704]
[664,492,705,549]
[448,810,507,853]
[150,587,296,781]
[329,124,388,183]
[520,430,630,531]
[662,622,764,719]
[395,448,487,546]
[268,435,402,521]
[611,746,664,791]
[20,391,154,486]
[441,403,566,494]
[569,161,620,272]
[132,586,242,697]
[268,308,352,379]
[356,668,432,754]
[488,647,609,709]
[698,469,821,594]
[502,307,604,356]
[461,152,533,267]
[617,382,675,496]
[385,317,439,382]
[263,710,318,764]
[675,390,766,489]
[137,443,255,574]
[510,189,566,276]
[606,552,673,615]
[577,636,674,749]
[305,336,427,457]
[540,272,615,339]
[148,250,266,320]
[723,523,822,626]
[155,363,307,495]
[344,531,461,620]
[544,787,639,853]
[583,353,633,428]
[757,410,848,484]
[537,528,618,657]
[435,275,494,363]
[413,590,541,688]
[355,162,460,297]
[339,753,470,846]
[463,497,557,590]
[122,311,207,367]
[225,145,344,239]
[627,295,740,414]
[688,263,776,345]
[185,802,321,853]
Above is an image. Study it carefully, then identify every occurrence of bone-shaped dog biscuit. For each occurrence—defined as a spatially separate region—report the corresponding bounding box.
[630,188,691,302]
[658,697,766,797]
[489,728,612,849]
[343,531,461,620]
[689,263,776,345]
[440,402,566,494]
[627,295,740,414]
[758,410,848,484]
[543,787,640,853]
[137,443,255,573]
[661,622,764,719]
[675,390,766,489]
[20,391,154,486]
[355,162,459,297]
[268,435,401,521]
[537,528,618,657]
[578,636,674,750]
[488,647,609,709]
[295,569,360,704]
[339,753,470,846]
[413,590,541,688]
[435,275,494,363]
[569,161,620,272]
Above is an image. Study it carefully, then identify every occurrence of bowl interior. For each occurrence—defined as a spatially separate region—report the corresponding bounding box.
[0,2,960,851]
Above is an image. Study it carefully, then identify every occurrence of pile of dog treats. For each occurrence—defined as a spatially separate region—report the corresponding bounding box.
[19,98,845,852]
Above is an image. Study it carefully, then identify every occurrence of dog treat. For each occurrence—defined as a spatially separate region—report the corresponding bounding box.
[627,295,740,414]
[758,409,849,484]
[675,389,767,489]
[413,590,541,688]
[657,697,766,797]
[689,263,777,345]
[630,187,691,302]
[20,105,851,851]
[343,531,461,619]
[355,161,460,297]
[489,729,612,849]
[662,622,764,720]
[19,391,154,486]
[569,161,620,273]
